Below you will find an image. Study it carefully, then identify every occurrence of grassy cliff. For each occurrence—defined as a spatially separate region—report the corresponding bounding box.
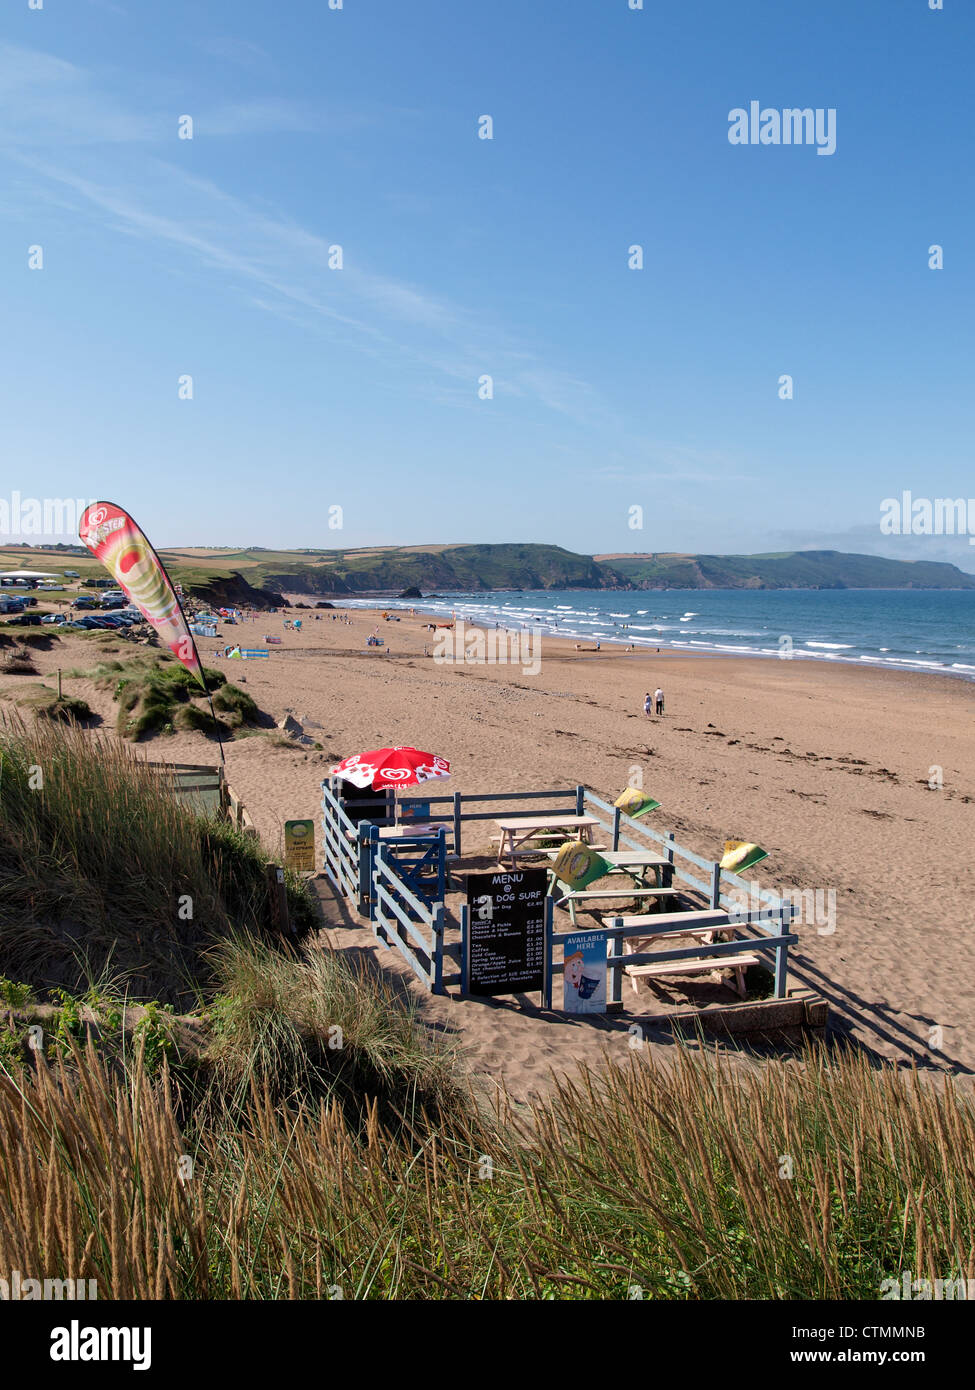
[254,543,615,594]
[599,549,975,590]
[5,542,974,599]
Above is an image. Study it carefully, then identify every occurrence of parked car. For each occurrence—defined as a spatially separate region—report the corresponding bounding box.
[41,613,67,625]
[0,597,26,614]
[4,612,43,626]
[71,596,100,610]
[101,597,127,610]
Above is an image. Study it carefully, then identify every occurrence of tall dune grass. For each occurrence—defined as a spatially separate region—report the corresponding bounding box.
[1,1037,972,1300]
[202,934,461,1127]
[0,716,313,1005]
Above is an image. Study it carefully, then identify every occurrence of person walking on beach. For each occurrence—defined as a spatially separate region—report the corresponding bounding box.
[654,687,665,716]
[643,691,652,718]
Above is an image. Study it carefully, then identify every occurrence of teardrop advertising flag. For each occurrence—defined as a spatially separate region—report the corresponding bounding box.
[78,501,206,688]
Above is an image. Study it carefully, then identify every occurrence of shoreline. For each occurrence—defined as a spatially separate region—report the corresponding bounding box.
[283,593,975,688]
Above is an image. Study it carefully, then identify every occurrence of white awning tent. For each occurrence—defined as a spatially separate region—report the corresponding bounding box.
[0,570,61,579]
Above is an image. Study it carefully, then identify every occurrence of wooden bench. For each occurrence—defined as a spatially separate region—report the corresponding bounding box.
[614,910,759,998]
[623,950,761,998]
[491,832,608,850]
[613,908,730,931]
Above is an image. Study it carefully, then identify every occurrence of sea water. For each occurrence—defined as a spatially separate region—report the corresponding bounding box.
[340,588,975,681]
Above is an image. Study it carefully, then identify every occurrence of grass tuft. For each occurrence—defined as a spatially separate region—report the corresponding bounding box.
[0,716,314,1005]
[202,934,460,1126]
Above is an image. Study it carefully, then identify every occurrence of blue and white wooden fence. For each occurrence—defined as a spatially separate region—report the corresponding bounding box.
[320,779,365,909]
[541,907,797,1011]
[363,784,587,856]
[322,777,800,1007]
[360,824,448,917]
[372,842,446,993]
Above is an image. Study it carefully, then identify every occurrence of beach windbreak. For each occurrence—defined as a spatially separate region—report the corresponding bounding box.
[78,501,206,688]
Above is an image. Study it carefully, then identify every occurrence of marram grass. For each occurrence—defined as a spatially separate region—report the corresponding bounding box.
[0,715,313,1005]
[1,1036,973,1300]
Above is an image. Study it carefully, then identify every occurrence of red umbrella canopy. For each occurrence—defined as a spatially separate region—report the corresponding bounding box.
[331,746,451,790]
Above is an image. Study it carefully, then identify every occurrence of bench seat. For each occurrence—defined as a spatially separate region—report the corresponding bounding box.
[623,945,760,998]
[612,908,730,930]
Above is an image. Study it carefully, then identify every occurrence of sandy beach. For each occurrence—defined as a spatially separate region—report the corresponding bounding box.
[10,600,975,1099]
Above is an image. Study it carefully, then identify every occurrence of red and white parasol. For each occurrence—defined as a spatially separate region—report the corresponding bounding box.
[330,746,450,790]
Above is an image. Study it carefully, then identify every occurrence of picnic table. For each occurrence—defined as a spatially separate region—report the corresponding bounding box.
[613,910,755,997]
[546,848,673,884]
[377,822,451,840]
[493,814,600,869]
[545,849,676,924]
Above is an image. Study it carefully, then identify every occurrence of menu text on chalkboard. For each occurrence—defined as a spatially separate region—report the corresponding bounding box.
[465,869,547,996]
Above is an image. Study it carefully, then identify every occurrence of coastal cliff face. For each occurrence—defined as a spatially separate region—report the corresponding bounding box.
[596,550,975,591]
[184,573,285,609]
[121,543,975,604]
[226,545,975,596]
[259,544,624,595]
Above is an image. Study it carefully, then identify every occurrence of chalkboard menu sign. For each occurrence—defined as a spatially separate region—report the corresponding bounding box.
[465,869,547,996]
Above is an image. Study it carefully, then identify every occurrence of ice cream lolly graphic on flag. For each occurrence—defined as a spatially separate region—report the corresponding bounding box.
[78,501,205,688]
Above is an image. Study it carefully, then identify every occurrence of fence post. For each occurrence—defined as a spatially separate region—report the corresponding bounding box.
[709,861,722,909]
[371,841,388,943]
[265,864,292,937]
[542,896,554,1010]
[664,830,676,890]
[575,784,585,816]
[612,805,621,852]
[453,790,462,856]
[774,906,790,998]
[359,823,377,918]
[435,827,447,903]
[460,902,469,995]
[431,903,445,994]
[607,920,623,1010]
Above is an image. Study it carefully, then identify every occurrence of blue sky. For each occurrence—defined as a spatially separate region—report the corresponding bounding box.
[2,0,973,564]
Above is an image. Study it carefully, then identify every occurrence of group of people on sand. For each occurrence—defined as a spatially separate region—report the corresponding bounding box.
[644,688,665,717]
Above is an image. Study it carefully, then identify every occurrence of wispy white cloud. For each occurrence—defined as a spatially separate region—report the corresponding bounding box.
[0,40,606,423]
[0,43,158,146]
[0,43,352,147]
